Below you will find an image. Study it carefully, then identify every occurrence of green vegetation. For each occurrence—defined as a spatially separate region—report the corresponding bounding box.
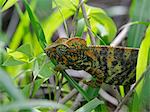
[0,0,150,112]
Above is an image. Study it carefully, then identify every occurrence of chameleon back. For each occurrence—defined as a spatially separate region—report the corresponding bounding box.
[45,38,139,87]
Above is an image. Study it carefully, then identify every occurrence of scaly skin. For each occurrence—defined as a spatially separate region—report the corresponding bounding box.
[45,38,139,87]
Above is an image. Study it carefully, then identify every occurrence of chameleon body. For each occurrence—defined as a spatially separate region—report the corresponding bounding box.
[45,38,139,87]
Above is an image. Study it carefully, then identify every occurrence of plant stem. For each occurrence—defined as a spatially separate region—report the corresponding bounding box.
[79,0,96,45]
[114,64,150,112]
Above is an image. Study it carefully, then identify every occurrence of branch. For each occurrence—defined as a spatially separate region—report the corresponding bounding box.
[79,0,96,45]
[114,64,150,112]
[110,24,129,47]
[59,82,84,104]
[71,84,88,110]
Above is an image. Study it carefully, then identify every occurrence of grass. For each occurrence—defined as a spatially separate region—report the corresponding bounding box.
[0,0,150,112]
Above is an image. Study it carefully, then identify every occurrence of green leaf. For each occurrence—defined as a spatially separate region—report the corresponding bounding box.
[22,79,44,97]
[131,65,150,111]
[53,0,77,9]
[0,69,24,101]
[35,0,52,20]
[86,87,99,99]
[136,25,150,95]
[0,100,73,112]
[128,0,150,47]
[9,0,36,50]
[85,5,117,44]
[90,12,117,44]
[33,60,40,79]
[139,66,150,110]
[76,18,85,37]
[16,44,33,58]
[62,71,90,101]
[5,47,30,63]
[43,6,75,42]
[39,62,54,78]
[75,98,104,112]
[23,0,47,50]
[0,0,6,8]
[1,0,17,12]
[2,56,25,66]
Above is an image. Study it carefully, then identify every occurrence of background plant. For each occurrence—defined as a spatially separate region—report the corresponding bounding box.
[0,0,150,112]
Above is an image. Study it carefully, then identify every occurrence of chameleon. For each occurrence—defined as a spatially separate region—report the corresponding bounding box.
[45,37,139,87]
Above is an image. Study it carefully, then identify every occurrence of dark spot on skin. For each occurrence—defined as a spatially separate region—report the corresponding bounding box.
[100,47,108,56]
[131,50,138,56]
[112,61,118,66]
[114,48,124,59]
[120,59,126,66]
[102,57,107,62]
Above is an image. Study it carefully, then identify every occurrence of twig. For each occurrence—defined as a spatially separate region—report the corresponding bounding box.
[59,82,84,104]
[71,0,85,37]
[56,75,63,102]
[79,0,96,45]
[114,64,150,112]
[101,85,122,102]
[110,23,129,47]
[70,2,80,37]
[6,8,19,41]
[71,84,88,110]
[99,88,118,106]
[59,88,78,104]
[54,0,69,37]
[57,25,67,38]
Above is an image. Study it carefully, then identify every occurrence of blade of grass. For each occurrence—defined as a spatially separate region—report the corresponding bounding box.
[136,25,150,95]
[62,70,90,101]
[9,0,36,50]
[23,0,47,50]
[0,68,24,101]
[0,100,73,112]
[1,0,17,12]
[128,0,150,47]
[75,98,104,112]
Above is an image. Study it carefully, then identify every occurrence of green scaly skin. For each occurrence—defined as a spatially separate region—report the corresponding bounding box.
[45,38,139,87]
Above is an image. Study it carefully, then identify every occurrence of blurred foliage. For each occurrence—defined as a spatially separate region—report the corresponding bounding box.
[128,0,150,47]
[0,0,150,111]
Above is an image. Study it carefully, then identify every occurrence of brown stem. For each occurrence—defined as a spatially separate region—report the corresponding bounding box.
[114,64,150,112]
[79,0,96,45]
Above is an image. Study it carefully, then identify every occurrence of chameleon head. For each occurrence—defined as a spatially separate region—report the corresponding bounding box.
[44,44,69,60]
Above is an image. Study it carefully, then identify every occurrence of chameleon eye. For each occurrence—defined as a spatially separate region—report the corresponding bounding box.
[56,44,68,55]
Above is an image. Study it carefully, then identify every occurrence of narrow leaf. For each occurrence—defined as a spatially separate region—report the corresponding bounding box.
[0,100,73,112]
[39,62,54,78]
[62,71,90,102]
[136,25,150,95]
[23,0,47,49]
[128,0,150,47]
[2,56,25,66]
[0,69,24,101]
[1,0,17,12]
[75,98,103,112]
[22,79,44,97]
[16,44,33,57]
[76,18,85,37]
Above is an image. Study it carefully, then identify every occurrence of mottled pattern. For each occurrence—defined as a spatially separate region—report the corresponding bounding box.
[45,38,139,87]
